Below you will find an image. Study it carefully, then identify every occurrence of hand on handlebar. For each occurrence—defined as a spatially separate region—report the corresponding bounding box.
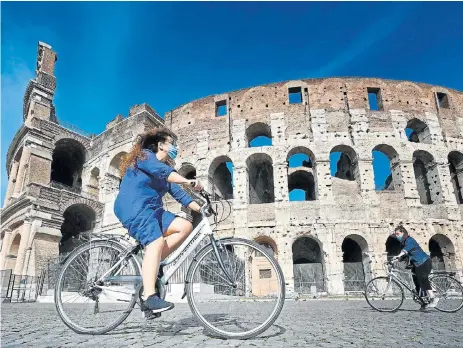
[188,180,203,192]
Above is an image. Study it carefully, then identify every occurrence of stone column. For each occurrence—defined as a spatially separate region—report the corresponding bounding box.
[4,161,20,205]
[273,163,289,202]
[0,228,13,269]
[357,158,379,206]
[21,220,41,276]
[13,219,32,275]
[399,159,421,208]
[231,119,246,150]
[436,162,460,220]
[315,157,333,202]
[13,145,32,197]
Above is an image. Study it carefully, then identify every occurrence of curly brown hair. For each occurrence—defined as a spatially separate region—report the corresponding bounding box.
[119,128,174,177]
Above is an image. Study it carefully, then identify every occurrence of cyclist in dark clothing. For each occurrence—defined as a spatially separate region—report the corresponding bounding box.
[391,225,439,309]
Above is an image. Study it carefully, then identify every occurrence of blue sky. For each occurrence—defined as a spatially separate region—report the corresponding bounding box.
[2,2,463,203]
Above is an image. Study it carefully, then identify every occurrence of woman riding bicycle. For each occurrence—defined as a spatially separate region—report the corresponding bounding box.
[114,128,205,314]
[391,225,439,309]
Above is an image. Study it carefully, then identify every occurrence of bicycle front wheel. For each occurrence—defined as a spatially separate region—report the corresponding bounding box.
[364,276,404,312]
[186,238,285,339]
[54,240,141,334]
[430,274,463,313]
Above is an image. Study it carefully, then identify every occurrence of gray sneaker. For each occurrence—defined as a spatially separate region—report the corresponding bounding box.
[427,297,440,308]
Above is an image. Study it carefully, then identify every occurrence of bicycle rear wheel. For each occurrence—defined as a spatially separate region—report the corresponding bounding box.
[364,276,404,312]
[186,238,285,339]
[54,240,141,334]
[430,274,463,312]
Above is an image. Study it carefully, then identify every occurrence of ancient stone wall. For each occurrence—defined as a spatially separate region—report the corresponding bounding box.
[164,78,463,295]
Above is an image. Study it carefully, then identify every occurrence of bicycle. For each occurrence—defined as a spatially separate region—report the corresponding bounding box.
[54,190,285,339]
[364,259,463,313]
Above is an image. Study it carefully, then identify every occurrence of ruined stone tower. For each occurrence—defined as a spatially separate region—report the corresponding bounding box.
[1,42,462,296]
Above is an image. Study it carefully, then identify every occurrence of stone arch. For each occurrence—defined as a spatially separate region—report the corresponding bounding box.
[51,138,86,190]
[330,145,359,182]
[5,233,21,271]
[246,153,274,204]
[395,81,425,97]
[209,156,233,200]
[87,167,100,197]
[413,150,443,204]
[252,235,279,296]
[287,147,316,202]
[54,132,90,149]
[405,118,431,144]
[254,235,278,257]
[178,162,197,180]
[429,234,456,271]
[385,234,402,260]
[448,151,463,204]
[342,234,371,291]
[60,196,103,217]
[59,203,97,255]
[372,144,403,191]
[292,236,326,293]
[108,152,127,178]
[246,122,272,147]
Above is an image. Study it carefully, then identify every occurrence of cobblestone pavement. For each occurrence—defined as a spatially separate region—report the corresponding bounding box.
[1,299,462,348]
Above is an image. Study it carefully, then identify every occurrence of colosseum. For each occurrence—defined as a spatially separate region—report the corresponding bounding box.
[1,41,463,299]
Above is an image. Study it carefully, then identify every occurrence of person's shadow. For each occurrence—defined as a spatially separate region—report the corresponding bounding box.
[108,314,286,340]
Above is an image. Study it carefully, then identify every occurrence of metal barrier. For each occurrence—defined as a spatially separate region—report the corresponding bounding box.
[0,270,46,302]
[343,262,366,292]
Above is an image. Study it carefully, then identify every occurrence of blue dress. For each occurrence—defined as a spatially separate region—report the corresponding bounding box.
[114,149,193,246]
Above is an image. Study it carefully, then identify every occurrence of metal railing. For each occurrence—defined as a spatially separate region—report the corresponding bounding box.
[1,269,46,302]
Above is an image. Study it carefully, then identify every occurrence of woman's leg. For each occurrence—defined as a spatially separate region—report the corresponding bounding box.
[161,217,193,260]
[142,236,165,298]
[415,259,434,298]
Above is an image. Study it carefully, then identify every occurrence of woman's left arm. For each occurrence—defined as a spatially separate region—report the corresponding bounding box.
[168,182,201,213]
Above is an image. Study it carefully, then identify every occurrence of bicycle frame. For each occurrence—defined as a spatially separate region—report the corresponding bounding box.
[96,205,235,291]
[388,267,420,296]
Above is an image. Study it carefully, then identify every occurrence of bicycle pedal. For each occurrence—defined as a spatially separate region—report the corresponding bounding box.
[144,310,161,320]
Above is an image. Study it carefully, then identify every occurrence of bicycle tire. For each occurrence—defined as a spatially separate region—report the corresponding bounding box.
[364,276,404,312]
[429,274,463,313]
[185,237,285,339]
[54,240,140,335]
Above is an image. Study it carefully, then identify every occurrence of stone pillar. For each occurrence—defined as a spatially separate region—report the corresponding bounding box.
[0,228,13,269]
[270,113,286,146]
[275,237,295,296]
[231,119,246,149]
[273,163,289,202]
[13,145,32,197]
[436,162,460,220]
[315,157,333,202]
[399,159,421,208]
[13,219,32,275]
[4,161,20,205]
[323,226,344,295]
[21,220,41,276]
[232,164,249,209]
[357,158,379,205]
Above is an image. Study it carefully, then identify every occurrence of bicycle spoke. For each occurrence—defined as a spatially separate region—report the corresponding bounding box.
[55,242,140,334]
[188,239,285,339]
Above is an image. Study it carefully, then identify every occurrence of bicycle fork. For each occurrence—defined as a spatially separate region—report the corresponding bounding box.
[181,236,236,300]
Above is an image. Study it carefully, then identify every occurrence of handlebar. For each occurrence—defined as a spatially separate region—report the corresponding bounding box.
[184,181,217,217]
[199,190,217,217]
